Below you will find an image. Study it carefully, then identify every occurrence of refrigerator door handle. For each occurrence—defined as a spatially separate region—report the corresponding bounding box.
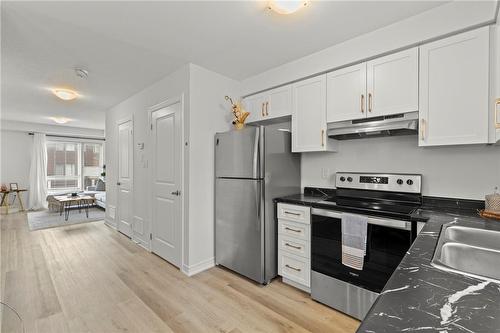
[255,181,261,232]
[252,127,260,178]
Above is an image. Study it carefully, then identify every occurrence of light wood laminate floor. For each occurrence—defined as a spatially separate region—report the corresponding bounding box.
[1,212,360,333]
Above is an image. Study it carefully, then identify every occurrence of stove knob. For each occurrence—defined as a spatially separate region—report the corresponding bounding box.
[407,179,414,186]
[340,176,346,182]
[347,177,353,182]
[397,179,403,185]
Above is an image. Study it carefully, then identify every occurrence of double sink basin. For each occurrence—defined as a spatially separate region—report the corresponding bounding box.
[432,223,500,282]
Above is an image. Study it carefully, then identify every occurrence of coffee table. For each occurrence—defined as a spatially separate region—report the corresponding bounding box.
[52,195,96,221]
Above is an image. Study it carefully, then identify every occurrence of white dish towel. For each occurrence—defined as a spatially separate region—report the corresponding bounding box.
[341,213,368,270]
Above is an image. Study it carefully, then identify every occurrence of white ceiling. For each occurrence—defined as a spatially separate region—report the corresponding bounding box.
[1,1,448,130]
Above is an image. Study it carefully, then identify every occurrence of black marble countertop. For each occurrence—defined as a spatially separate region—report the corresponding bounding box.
[275,192,500,332]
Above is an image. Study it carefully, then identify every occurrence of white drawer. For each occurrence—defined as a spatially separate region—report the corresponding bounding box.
[278,251,310,288]
[278,234,310,259]
[278,220,310,241]
[277,203,310,224]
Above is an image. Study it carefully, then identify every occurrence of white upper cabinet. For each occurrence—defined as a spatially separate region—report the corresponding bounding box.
[327,63,367,122]
[292,75,337,152]
[326,48,418,123]
[243,93,265,123]
[243,85,292,123]
[267,85,292,119]
[419,27,490,146]
[366,48,419,117]
[491,25,500,143]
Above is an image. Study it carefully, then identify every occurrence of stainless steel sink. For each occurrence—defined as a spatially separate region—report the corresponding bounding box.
[444,226,500,251]
[432,224,500,282]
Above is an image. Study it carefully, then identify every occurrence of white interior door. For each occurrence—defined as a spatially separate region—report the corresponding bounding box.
[151,101,182,267]
[117,118,133,237]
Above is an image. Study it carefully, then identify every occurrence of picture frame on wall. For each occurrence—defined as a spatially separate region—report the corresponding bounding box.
[9,183,18,191]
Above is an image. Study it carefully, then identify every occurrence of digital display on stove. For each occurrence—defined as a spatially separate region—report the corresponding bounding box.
[359,176,389,184]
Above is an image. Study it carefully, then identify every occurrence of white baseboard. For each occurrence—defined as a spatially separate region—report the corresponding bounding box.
[132,237,151,251]
[181,257,215,277]
[104,218,117,229]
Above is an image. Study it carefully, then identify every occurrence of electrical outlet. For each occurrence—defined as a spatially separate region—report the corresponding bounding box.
[321,167,329,179]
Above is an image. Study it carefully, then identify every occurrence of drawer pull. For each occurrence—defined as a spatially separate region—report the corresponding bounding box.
[285,264,301,272]
[285,243,301,250]
[284,211,301,216]
[284,227,301,233]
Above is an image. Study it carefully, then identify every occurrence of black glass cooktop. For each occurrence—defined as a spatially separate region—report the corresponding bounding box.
[318,188,424,221]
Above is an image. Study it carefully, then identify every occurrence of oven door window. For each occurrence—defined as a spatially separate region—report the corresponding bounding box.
[311,214,412,293]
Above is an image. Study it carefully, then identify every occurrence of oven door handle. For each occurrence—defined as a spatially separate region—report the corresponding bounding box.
[311,208,411,231]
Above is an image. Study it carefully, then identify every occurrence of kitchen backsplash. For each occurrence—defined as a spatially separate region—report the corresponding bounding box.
[301,135,500,200]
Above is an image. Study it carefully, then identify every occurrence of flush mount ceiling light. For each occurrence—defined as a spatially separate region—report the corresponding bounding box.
[49,117,72,124]
[268,0,309,14]
[52,88,79,101]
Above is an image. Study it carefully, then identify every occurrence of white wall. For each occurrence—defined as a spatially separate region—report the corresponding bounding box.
[0,122,105,209]
[1,120,105,138]
[302,136,500,200]
[105,63,240,275]
[0,130,32,207]
[241,1,497,95]
[186,64,239,271]
[105,64,191,249]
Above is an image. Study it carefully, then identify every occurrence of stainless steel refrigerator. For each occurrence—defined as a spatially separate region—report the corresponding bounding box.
[215,122,301,284]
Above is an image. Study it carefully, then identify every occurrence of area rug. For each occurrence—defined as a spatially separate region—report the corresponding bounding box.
[27,207,105,231]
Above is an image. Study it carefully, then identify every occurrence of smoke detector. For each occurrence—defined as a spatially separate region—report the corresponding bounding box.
[74,68,89,79]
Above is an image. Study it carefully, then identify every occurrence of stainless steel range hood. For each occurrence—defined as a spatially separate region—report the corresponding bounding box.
[328,111,419,140]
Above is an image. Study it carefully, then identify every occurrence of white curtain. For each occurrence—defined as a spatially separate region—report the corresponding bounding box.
[28,133,48,210]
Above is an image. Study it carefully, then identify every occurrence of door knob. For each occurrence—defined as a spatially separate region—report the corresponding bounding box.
[117,182,121,186]
[171,190,181,196]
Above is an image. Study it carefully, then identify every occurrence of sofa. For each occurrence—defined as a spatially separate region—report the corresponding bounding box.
[46,178,106,211]
[85,178,106,209]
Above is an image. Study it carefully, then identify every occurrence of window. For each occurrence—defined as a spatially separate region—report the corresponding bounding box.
[46,140,104,192]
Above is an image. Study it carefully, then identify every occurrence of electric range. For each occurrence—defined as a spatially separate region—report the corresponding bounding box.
[311,172,427,320]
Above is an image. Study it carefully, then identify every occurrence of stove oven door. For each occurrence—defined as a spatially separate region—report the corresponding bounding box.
[311,208,413,293]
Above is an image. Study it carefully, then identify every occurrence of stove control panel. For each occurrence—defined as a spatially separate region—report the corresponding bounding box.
[336,172,422,193]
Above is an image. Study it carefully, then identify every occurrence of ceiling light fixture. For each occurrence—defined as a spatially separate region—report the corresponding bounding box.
[49,117,72,124]
[268,0,309,15]
[52,88,79,101]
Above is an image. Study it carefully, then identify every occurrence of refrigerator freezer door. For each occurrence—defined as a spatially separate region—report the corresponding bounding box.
[215,126,262,179]
[215,178,264,283]
[262,122,301,282]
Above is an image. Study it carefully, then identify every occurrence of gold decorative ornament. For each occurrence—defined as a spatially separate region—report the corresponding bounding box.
[225,96,249,130]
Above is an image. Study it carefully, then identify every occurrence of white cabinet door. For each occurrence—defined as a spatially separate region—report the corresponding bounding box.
[242,93,265,123]
[327,63,366,122]
[267,84,292,119]
[419,27,489,146]
[491,25,500,143]
[292,75,336,152]
[366,47,418,117]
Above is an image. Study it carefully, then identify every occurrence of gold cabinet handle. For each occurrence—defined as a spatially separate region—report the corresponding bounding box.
[285,243,302,250]
[265,101,269,116]
[321,129,325,147]
[261,103,265,117]
[368,93,372,112]
[285,227,301,233]
[361,94,365,113]
[495,98,500,129]
[285,264,301,272]
[420,118,426,141]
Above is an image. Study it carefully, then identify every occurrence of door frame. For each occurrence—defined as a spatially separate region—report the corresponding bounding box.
[116,115,134,236]
[148,95,185,268]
